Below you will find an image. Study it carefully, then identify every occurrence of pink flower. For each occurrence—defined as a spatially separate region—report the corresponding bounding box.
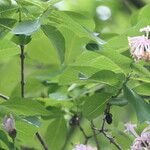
[128,25,150,61]
[2,114,17,139]
[124,122,150,150]
[128,35,150,61]
[124,123,139,137]
[3,114,15,132]
[73,144,97,150]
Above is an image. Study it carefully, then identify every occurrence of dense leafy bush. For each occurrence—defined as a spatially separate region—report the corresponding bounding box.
[0,0,150,150]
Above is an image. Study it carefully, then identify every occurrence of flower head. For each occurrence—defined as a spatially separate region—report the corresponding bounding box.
[128,25,150,61]
[128,35,150,61]
[124,122,150,150]
[2,114,17,139]
[73,144,97,150]
[124,122,139,137]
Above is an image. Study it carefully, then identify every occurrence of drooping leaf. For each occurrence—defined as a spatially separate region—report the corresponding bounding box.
[41,25,65,63]
[123,84,150,122]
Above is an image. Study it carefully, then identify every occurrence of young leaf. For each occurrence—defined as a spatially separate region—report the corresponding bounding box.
[41,25,65,63]
[12,19,41,35]
[11,34,32,45]
[123,84,150,122]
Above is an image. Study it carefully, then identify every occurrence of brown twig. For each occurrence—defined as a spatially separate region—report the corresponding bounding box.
[20,45,25,98]
[99,104,122,150]
[101,131,122,150]
[78,124,91,144]
[91,121,100,150]
[17,7,49,150]
[36,132,49,150]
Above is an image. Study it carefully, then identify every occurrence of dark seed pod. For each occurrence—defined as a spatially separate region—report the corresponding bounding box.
[69,115,80,126]
[105,113,113,124]
[9,129,17,140]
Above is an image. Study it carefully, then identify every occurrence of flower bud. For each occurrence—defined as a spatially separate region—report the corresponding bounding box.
[2,114,17,140]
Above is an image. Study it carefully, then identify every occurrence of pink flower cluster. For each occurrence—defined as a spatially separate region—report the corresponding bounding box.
[73,144,97,150]
[124,122,150,150]
[128,26,150,61]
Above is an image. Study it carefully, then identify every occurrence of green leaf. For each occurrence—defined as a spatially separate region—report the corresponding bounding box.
[138,4,150,21]
[133,83,150,96]
[0,18,16,37]
[44,10,105,44]
[123,84,150,122]
[109,98,128,107]
[41,25,65,63]
[60,27,89,64]
[0,57,20,95]
[0,1,18,17]
[1,98,53,116]
[100,50,132,74]
[72,51,123,73]
[26,30,60,65]
[11,34,32,45]
[86,42,100,51]
[15,119,40,148]
[82,93,112,120]
[0,130,12,149]
[0,39,20,58]
[88,70,124,86]
[45,117,67,150]
[12,19,41,35]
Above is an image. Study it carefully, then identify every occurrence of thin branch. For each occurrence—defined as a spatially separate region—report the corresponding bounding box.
[101,131,122,150]
[20,45,25,98]
[0,93,9,100]
[79,125,88,139]
[17,7,48,150]
[99,104,122,150]
[36,132,49,150]
[78,124,90,144]
[91,121,100,150]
